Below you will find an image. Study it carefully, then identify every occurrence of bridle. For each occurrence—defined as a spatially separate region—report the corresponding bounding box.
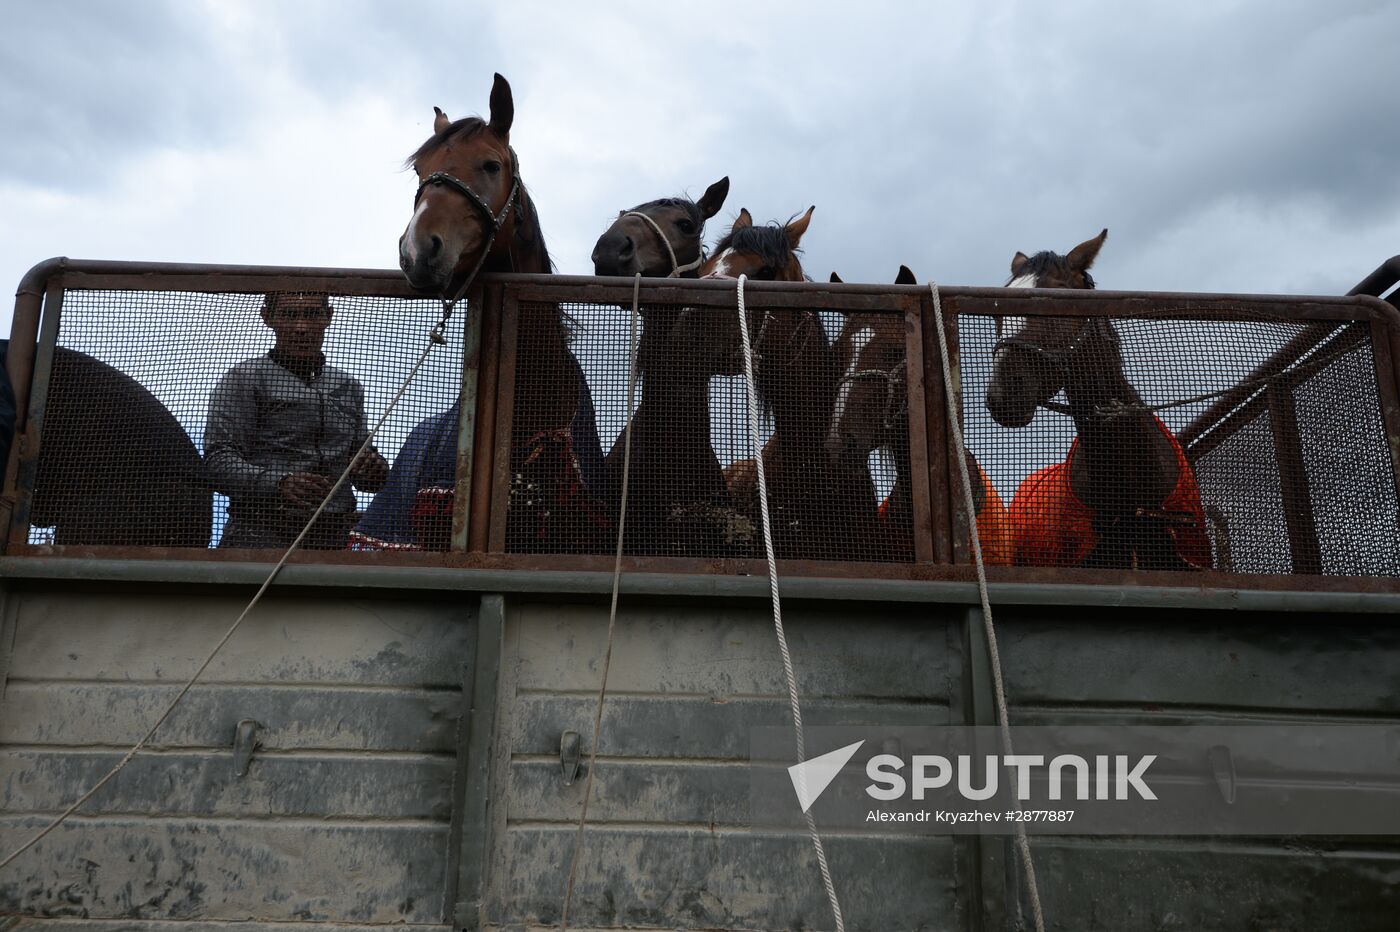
[992,315,1125,418]
[412,146,523,312]
[837,357,908,433]
[618,209,704,278]
[991,316,1108,374]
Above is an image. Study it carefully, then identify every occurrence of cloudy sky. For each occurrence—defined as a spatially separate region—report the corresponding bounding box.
[4,0,1399,340]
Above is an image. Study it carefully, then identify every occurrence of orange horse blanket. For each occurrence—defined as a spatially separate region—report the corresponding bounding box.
[878,461,1012,565]
[1009,417,1211,569]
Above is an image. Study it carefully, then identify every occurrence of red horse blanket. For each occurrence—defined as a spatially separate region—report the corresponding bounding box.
[1009,416,1212,569]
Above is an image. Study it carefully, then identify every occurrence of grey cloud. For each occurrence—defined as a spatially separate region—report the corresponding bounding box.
[0,1,246,188]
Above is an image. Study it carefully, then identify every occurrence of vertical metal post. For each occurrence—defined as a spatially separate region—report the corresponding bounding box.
[451,286,486,552]
[449,593,505,929]
[922,293,953,564]
[963,606,1010,930]
[1266,383,1322,575]
[904,298,935,563]
[7,283,65,551]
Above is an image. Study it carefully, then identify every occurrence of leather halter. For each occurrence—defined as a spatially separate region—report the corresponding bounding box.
[992,317,1106,373]
[837,358,908,431]
[993,317,1121,418]
[412,147,523,308]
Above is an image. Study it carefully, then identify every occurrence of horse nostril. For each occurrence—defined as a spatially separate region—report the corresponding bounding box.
[426,235,443,259]
[618,236,634,258]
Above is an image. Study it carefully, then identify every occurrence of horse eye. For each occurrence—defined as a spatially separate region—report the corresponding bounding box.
[676,218,696,235]
[483,160,502,174]
[758,265,776,279]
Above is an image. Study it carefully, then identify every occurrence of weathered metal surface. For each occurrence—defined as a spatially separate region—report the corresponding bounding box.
[1028,840,1400,932]
[449,594,503,928]
[0,750,453,820]
[0,586,474,925]
[980,601,1400,932]
[0,818,448,922]
[474,597,965,929]
[491,829,959,930]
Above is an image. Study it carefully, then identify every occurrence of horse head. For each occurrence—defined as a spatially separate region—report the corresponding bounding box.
[400,73,545,293]
[985,228,1109,427]
[825,265,915,467]
[694,207,818,380]
[592,177,729,278]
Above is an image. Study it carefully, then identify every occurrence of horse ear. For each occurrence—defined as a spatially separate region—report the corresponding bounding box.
[433,107,451,135]
[487,73,514,140]
[732,208,753,231]
[696,177,729,220]
[1068,228,1108,272]
[895,265,916,285]
[830,272,843,283]
[785,205,815,249]
[1010,252,1030,277]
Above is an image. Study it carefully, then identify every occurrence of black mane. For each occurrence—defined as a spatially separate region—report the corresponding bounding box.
[629,196,704,228]
[1010,250,1096,289]
[711,221,798,270]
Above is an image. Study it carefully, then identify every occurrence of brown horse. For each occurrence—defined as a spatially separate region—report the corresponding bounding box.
[591,178,730,278]
[825,268,1011,563]
[986,229,1211,570]
[703,208,849,560]
[591,180,753,555]
[398,74,606,552]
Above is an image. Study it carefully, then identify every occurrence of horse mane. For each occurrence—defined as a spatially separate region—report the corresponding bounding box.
[1007,250,1096,290]
[712,221,800,271]
[630,196,704,227]
[403,116,488,167]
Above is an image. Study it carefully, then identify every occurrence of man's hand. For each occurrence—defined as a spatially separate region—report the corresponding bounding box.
[278,472,332,507]
[351,447,390,493]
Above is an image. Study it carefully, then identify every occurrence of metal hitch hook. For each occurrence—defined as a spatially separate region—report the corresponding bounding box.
[233,719,261,778]
[560,730,582,786]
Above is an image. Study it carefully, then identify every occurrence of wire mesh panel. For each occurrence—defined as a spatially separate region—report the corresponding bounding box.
[502,296,917,562]
[22,286,465,552]
[958,304,1400,576]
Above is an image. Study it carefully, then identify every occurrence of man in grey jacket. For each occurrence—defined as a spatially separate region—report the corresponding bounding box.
[205,293,388,549]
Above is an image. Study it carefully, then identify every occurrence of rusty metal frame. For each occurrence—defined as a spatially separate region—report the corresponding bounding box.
[4,259,1400,593]
[7,279,65,552]
[902,297,935,562]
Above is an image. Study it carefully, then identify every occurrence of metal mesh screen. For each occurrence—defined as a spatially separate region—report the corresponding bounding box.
[15,280,1399,578]
[958,311,1400,575]
[505,300,915,562]
[26,289,465,551]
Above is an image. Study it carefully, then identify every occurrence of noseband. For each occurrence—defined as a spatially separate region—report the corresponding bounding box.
[619,210,704,278]
[993,316,1121,417]
[412,147,523,308]
[992,317,1107,373]
[838,358,908,431]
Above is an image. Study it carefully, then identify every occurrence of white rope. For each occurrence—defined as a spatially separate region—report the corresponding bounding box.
[0,307,456,872]
[621,210,703,277]
[560,274,643,930]
[929,282,1046,932]
[736,275,846,932]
